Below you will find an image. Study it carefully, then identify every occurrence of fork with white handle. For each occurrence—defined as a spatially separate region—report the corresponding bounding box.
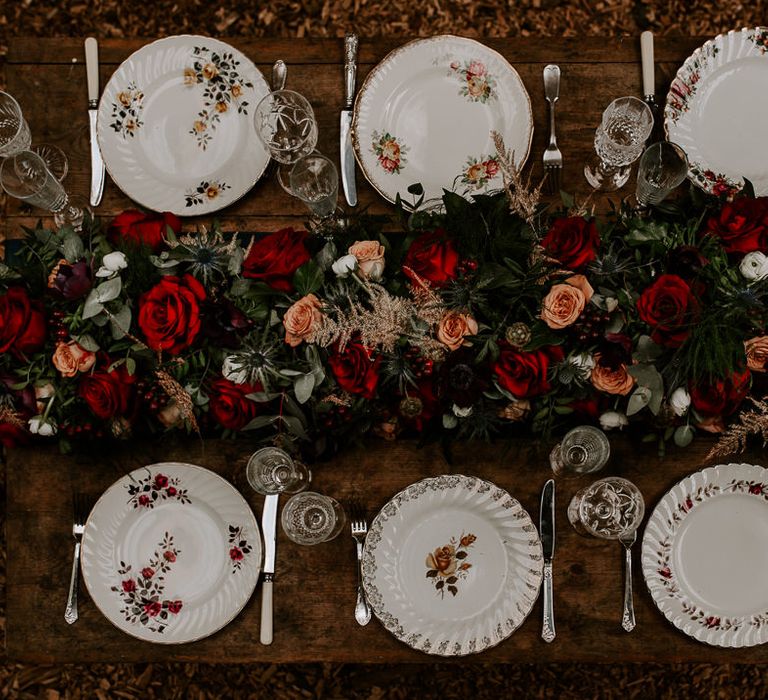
[543,64,563,195]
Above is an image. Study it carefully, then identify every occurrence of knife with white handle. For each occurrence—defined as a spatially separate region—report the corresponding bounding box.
[260,493,278,645]
[340,33,359,207]
[640,31,663,142]
[85,37,105,206]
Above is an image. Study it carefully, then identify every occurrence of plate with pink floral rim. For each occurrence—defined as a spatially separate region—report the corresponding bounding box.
[665,27,768,197]
[642,462,768,647]
[81,462,261,644]
[352,36,533,204]
[361,474,542,656]
[98,35,271,216]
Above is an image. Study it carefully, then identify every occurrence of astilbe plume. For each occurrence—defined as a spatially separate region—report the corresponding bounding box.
[707,396,768,461]
[491,130,544,226]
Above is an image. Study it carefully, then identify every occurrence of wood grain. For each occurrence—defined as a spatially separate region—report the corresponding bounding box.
[5,436,768,663]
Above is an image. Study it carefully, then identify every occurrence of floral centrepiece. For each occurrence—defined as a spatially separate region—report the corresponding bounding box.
[1,160,767,459]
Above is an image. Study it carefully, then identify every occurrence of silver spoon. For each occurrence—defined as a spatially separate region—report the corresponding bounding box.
[619,529,637,632]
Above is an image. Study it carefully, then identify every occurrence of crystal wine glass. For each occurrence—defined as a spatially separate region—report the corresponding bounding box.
[246,446,311,495]
[0,150,87,229]
[281,491,345,545]
[584,97,654,191]
[550,425,611,477]
[288,153,339,219]
[635,141,689,206]
[254,89,318,169]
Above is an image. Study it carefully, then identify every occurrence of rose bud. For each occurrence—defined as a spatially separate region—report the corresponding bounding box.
[48,259,92,300]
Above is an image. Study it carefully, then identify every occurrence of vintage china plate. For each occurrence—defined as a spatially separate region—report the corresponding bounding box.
[81,462,261,644]
[665,27,768,196]
[98,35,271,215]
[361,474,542,656]
[642,463,768,647]
[353,36,533,204]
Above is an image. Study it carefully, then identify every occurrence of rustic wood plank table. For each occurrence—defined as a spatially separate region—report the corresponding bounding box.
[6,36,764,664]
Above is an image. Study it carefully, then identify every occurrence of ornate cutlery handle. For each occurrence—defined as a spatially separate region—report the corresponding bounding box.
[543,65,560,148]
[260,575,274,644]
[354,539,371,626]
[622,546,636,632]
[343,33,359,110]
[64,540,81,625]
[541,560,555,642]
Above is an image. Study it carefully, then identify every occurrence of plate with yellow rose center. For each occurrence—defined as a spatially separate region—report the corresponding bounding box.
[81,462,261,644]
[98,35,271,215]
[361,474,543,656]
[353,35,533,204]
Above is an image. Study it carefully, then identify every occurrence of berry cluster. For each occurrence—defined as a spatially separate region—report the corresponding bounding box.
[572,304,612,343]
[457,259,479,277]
[404,347,434,379]
[50,310,69,342]
[318,404,353,430]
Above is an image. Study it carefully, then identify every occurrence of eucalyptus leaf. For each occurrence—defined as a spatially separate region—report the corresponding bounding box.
[82,290,104,320]
[628,363,664,415]
[626,386,652,416]
[74,334,100,352]
[125,357,137,376]
[442,414,458,429]
[95,276,122,303]
[293,373,315,404]
[110,305,132,340]
[634,335,663,363]
[61,233,84,263]
[674,424,695,448]
[149,254,180,269]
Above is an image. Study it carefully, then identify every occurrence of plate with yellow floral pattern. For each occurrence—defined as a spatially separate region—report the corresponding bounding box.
[353,36,533,204]
[361,474,542,656]
[81,462,261,644]
[98,35,271,215]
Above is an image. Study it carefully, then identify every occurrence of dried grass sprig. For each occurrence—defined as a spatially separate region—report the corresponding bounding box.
[706,396,768,461]
[155,369,200,435]
[491,130,544,225]
[0,405,25,429]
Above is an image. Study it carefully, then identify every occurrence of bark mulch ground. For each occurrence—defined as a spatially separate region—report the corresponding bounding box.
[3,1,768,697]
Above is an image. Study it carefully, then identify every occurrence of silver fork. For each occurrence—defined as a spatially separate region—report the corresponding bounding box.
[64,493,91,624]
[543,64,563,195]
[349,501,372,626]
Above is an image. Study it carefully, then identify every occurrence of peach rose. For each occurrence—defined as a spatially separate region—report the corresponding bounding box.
[746,336,768,372]
[381,139,400,161]
[436,311,478,351]
[183,68,198,85]
[52,340,96,378]
[230,83,243,98]
[590,353,635,396]
[466,162,486,182]
[283,294,323,347]
[348,240,386,281]
[426,545,456,576]
[541,275,594,330]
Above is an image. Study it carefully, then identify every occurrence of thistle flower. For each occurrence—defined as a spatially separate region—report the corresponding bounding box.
[221,338,281,389]
[168,226,242,284]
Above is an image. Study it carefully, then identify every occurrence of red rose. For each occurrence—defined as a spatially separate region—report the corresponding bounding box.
[229,546,244,561]
[402,228,460,287]
[143,601,162,617]
[242,227,311,292]
[153,474,169,489]
[166,600,183,614]
[691,369,751,417]
[163,550,177,562]
[493,343,564,398]
[705,197,768,254]
[542,217,601,270]
[327,341,381,399]
[78,365,136,420]
[208,377,261,431]
[141,567,155,579]
[138,494,150,506]
[138,274,206,355]
[108,210,182,251]
[121,579,136,593]
[166,486,177,497]
[0,287,46,358]
[636,274,698,348]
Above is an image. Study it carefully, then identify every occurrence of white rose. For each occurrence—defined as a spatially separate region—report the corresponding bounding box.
[452,404,473,418]
[740,251,768,281]
[332,254,358,278]
[669,387,691,416]
[96,251,128,277]
[222,356,248,385]
[569,352,595,379]
[599,411,628,431]
[28,416,57,436]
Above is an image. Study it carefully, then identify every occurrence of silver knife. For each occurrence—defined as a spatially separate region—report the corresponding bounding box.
[260,493,278,645]
[85,37,105,206]
[640,31,663,143]
[340,32,359,207]
[540,479,556,643]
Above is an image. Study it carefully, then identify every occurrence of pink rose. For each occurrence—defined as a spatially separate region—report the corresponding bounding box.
[52,340,96,378]
[540,275,594,330]
[348,241,386,281]
[436,311,478,351]
[746,336,768,372]
[283,294,324,347]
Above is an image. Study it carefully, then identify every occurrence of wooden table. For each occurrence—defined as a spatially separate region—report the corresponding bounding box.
[7,36,763,664]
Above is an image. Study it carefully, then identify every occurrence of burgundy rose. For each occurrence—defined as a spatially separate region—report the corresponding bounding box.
[153,474,169,489]
[166,486,177,497]
[122,579,136,593]
[690,369,751,418]
[143,601,162,617]
[229,547,244,561]
[493,343,564,398]
[167,600,183,614]
[542,217,600,270]
[141,567,155,580]
[49,260,92,300]
[0,287,46,358]
[327,340,381,399]
[208,377,262,431]
[242,227,311,292]
[138,494,150,506]
[163,550,177,562]
[138,274,206,355]
[438,348,487,408]
[636,274,698,348]
[108,210,182,251]
[704,197,768,254]
[78,365,136,420]
[402,228,460,287]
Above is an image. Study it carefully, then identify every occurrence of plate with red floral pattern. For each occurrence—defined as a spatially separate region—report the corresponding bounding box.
[642,462,768,647]
[81,462,261,644]
[353,36,532,204]
[665,27,768,197]
[361,474,542,656]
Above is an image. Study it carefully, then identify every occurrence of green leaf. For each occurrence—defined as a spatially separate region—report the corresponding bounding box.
[125,357,137,376]
[634,335,663,363]
[279,415,309,440]
[628,363,664,415]
[110,305,132,340]
[626,386,652,416]
[82,290,104,320]
[674,424,695,448]
[242,415,277,431]
[442,414,458,429]
[74,334,100,352]
[407,183,424,196]
[229,278,251,297]
[61,233,84,262]
[95,276,122,303]
[293,373,315,404]
[426,569,438,578]
[292,260,323,296]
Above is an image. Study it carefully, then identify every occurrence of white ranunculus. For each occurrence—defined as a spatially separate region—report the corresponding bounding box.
[604,296,619,312]
[28,416,57,436]
[222,356,248,385]
[452,404,473,418]
[740,251,768,281]
[96,251,128,277]
[331,254,358,278]
[569,352,595,379]
[669,387,691,416]
[599,411,628,431]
